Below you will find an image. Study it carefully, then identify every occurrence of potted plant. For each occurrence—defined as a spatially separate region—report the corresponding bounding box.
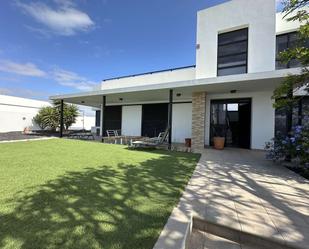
[213,126,226,150]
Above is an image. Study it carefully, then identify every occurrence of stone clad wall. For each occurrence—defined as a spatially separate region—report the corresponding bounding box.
[192,92,206,152]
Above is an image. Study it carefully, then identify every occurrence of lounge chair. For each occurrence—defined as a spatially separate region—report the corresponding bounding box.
[131,129,169,148]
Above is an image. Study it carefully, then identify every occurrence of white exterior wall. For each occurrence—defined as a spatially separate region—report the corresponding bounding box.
[0,95,51,132]
[121,105,142,136]
[0,95,94,132]
[205,91,275,150]
[100,67,195,90]
[172,103,192,143]
[0,105,43,132]
[276,8,306,34]
[119,103,192,142]
[196,0,276,79]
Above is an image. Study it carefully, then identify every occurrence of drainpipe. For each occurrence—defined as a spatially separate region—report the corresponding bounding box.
[168,89,173,149]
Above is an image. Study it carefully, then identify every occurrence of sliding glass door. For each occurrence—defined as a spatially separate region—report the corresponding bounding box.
[210,99,251,149]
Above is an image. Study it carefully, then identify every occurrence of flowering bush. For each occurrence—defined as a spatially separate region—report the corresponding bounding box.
[265,124,309,166]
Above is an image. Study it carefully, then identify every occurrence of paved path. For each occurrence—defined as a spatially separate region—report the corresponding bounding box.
[153,148,309,249]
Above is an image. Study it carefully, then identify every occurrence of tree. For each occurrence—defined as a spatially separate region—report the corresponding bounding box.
[63,104,79,130]
[38,106,59,131]
[53,100,79,131]
[33,112,46,130]
[33,102,79,131]
[272,0,309,109]
[270,0,309,162]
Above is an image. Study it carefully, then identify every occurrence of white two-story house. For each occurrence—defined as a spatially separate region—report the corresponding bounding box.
[51,0,308,151]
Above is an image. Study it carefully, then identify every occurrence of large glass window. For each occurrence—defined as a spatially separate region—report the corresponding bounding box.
[276,32,303,69]
[217,28,248,76]
[275,97,309,135]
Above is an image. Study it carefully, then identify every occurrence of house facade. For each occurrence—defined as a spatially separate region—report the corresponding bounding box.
[51,0,308,151]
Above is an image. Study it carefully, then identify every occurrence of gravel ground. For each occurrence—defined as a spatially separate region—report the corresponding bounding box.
[0,132,51,141]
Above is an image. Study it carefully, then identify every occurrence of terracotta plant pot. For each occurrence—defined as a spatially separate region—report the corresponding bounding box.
[213,137,225,150]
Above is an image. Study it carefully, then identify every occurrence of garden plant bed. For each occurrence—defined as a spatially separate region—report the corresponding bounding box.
[286,166,309,180]
[0,139,199,249]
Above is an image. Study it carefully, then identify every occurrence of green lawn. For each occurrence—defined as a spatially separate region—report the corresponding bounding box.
[0,139,199,249]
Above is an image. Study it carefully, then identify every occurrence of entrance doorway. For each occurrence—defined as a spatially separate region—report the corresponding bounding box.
[210,99,251,149]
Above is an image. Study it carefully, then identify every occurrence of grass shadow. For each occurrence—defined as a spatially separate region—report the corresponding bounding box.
[0,150,199,249]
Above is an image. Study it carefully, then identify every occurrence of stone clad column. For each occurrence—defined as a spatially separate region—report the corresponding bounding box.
[191,92,206,152]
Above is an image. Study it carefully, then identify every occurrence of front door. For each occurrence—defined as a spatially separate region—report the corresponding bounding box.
[210,99,251,149]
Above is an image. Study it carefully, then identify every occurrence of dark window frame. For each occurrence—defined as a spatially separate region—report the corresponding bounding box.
[276,31,300,69]
[217,28,249,76]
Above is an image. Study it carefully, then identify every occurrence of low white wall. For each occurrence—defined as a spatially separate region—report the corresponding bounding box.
[71,115,95,130]
[121,105,142,136]
[172,103,192,143]
[205,91,275,150]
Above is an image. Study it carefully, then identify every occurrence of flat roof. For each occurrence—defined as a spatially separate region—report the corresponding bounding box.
[51,69,299,100]
[102,65,196,82]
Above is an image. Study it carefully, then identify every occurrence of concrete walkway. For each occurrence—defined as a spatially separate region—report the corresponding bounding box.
[153,148,309,249]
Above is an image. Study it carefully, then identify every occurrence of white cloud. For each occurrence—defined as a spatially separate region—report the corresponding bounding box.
[0,58,97,91]
[0,87,12,95]
[53,0,75,8]
[16,1,94,36]
[0,87,49,99]
[0,60,47,77]
[52,68,97,91]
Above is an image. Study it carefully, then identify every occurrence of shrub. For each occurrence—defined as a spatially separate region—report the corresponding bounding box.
[265,124,309,166]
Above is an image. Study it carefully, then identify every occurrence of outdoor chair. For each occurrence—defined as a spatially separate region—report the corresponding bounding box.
[106,130,119,137]
[131,128,169,148]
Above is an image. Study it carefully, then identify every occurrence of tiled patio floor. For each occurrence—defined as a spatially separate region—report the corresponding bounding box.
[153,148,309,249]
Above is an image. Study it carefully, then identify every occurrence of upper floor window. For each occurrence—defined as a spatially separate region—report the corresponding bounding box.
[276,32,301,69]
[217,28,248,76]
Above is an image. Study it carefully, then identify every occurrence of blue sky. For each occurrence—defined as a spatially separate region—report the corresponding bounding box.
[0,0,284,100]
